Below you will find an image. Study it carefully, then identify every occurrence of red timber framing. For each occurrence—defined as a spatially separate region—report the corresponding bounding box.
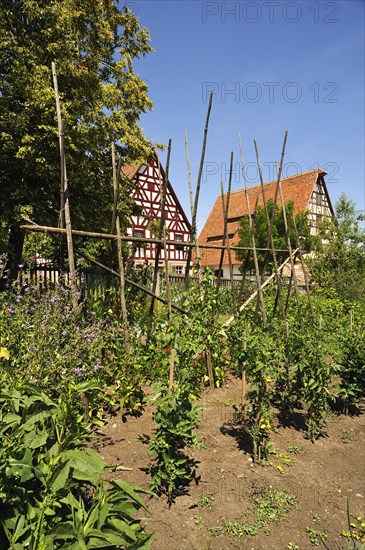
[306,172,334,235]
[122,155,191,272]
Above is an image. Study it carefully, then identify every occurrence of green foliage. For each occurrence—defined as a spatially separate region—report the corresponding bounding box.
[308,194,365,302]
[143,383,201,504]
[336,330,365,412]
[305,526,328,546]
[234,325,282,460]
[342,514,365,545]
[200,492,215,507]
[0,0,154,279]
[218,488,298,539]
[140,270,230,391]
[0,376,153,549]
[235,199,313,271]
[0,276,135,422]
[1,288,99,399]
[289,323,334,441]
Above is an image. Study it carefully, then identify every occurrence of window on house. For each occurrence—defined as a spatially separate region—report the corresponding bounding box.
[133,229,144,239]
[132,229,144,255]
[173,265,184,276]
[174,234,184,251]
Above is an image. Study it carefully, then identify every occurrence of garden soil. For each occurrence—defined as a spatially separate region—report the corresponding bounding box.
[97,376,365,550]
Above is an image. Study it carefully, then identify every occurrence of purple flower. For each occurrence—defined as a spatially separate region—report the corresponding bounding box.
[16,296,21,302]
[7,306,15,313]
[74,367,84,377]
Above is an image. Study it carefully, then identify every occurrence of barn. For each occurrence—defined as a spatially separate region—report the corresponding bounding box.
[197,168,334,279]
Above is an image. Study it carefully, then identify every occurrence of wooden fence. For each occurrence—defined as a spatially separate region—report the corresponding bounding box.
[17,267,244,301]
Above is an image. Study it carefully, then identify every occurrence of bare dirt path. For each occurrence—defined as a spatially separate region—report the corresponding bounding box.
[98,376,365,550]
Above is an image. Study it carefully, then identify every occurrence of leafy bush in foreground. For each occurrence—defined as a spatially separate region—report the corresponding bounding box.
[0,375,153,549]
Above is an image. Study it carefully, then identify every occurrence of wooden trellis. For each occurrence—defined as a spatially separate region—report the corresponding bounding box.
[19,74,314,337]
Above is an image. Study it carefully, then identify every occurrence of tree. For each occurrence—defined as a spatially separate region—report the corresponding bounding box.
[235,199,313,272]
[0,0,154,287]
[307,194,365,302]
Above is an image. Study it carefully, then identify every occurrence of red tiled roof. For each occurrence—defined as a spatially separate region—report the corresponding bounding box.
[198,169,326,266]
[121,164,141,181]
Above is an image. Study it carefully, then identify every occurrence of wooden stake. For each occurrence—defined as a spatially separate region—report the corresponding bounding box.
[21,223,288,253]
[109,153,123,271]
[241,339,247,408]
[112,143,129,346]
[217,181,226,286]
[206,346,215,390]
[218,154,237,315]
[239,134,267,327]
[291,210,314,320]
[51,62,77,302]
[238,196,259,298]
[254,139,286,324]
[158,147,173,323]
[185,129,194,219]
[184,92,213,289]
[148,140,171,328]
[223,250,299,327]
[284,270,293,315]
[277,170,302,322]
[168,346,176,402]
[185,130,202,286]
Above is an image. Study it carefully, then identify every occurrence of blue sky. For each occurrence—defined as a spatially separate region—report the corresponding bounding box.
[132,0,364,230]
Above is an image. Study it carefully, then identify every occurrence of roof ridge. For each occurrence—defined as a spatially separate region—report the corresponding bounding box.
[228,168,325,196]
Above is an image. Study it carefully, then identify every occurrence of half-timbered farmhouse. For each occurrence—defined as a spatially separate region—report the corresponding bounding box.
[198,168,333,279]
[122,155,191,274]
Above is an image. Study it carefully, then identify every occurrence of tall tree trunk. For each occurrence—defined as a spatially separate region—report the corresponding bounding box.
[0,222,25,291]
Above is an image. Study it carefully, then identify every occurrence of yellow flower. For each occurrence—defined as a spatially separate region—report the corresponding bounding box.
[0,347,10,360]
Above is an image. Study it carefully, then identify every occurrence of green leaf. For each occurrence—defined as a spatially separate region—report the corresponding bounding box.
[60,492,82,511]
[108,518,137,541]
[50,521,76,541]
[87,529,128,547]
[62,448,104,483]
[75,380,101,393]
[49,462,71,493]
[7,448,40,482]
[27,430,49,449]
[111,502,138,516]
[20,409,56,432]
[109,480,151,512]
[2,412,21,426]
